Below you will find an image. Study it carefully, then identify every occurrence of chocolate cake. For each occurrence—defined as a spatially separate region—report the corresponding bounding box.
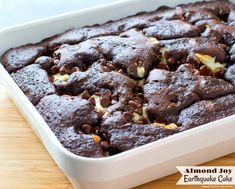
[1,0,235,158]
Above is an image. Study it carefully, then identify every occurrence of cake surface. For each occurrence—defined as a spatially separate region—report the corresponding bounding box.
[1,0,235,158]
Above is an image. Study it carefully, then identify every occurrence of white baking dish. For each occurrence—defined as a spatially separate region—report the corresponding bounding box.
[1,0,235,188]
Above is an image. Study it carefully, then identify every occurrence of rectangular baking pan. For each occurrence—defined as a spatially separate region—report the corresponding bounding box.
[1,0,235,188]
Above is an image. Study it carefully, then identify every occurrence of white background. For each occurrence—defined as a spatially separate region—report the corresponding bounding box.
[0,0,119,28]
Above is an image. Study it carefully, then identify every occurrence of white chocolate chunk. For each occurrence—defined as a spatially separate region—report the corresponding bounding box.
[53,73,69,81]
[137,66,145,78]
[195,53,225,74]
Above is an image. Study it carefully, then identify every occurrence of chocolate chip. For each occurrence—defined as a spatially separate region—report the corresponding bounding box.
[107,64,115,71]
[134,104,143,114]
[60,65,70,75]
[102,90,112,99]
[167,57,176,65]
[101,66,111,72]
[214,69,225,78]
[100,97,110,107]
[157,62,170,71]
[81,65,87,71]
[48,76,54,82]
[54,59,59,65]
[101,132,109,139]
[93,127,100,135]
[88,96,95,106]
[97,59,106,65]
[71,66,80,73]
[94,92,101,96]
[96,110,104,118]
[128,100,140,110]
[81,124,93,134]
[81,90,91,100]
[137,60,143,66]
[51,66,59,74]
[134,86,143,93]
[193,58,201,65]
[133,96,142,103]
[118,69,124,74]
[100,141,109,150]
[193,69,200,75]
[176,60,182,65]
[123,111,133,121]
[112,96,119,101]
[136,120,144,124]
[186,64,195,69]
[53,51,61,59]
[199,65,212,76]
[137,93,143,99]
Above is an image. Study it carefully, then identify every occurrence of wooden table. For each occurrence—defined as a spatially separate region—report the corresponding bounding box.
[0,83,235,189]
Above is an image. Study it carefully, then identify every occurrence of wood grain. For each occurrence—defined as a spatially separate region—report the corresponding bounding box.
[0,84,234,189]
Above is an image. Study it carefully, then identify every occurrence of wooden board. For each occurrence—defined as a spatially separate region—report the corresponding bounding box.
[0,83,235,189]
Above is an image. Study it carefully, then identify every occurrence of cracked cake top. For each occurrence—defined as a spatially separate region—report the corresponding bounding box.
[1,0,235,158]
